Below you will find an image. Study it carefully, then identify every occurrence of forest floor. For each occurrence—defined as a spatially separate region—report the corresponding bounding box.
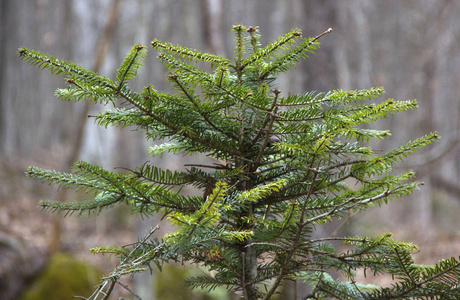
[0,156,137,298]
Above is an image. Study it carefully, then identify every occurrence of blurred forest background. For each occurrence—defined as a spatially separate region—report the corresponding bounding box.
[1,0,460,299]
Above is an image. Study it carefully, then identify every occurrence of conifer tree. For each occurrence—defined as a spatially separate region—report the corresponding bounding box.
[18,25,460,299]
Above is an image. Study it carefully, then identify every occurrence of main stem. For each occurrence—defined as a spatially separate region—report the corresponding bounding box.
[243,234,258,299]
[236,157,259,299]
[233,29,258,298]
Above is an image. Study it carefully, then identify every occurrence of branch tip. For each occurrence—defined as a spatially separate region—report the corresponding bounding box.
[313,28,333,42]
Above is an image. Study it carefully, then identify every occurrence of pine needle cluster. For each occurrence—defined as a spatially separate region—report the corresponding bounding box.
[18,25,460,299]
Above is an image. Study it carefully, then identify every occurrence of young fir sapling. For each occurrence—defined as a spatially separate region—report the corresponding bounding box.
[18,25,460,299]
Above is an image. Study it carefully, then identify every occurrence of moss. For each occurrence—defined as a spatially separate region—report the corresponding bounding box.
[19,252,101,300]
[155,264,227,300]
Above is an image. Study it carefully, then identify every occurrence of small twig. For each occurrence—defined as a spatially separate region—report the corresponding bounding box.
[117,281,142,300]
[184,163,229,169]
[312,28,333,42]
[309,236,367,244]
[244,242,289,250]
[101,281,115,300]
[85,226,160,300]
[351,280,369,299]
[85,279,114,300]
[127,226,161,265]
[253,90,281,167]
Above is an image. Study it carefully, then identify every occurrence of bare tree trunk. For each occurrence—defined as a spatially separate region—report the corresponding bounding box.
[0,0,8,148]
[48,0,122,254]
[333,2,351,90]
[201,0,227,57]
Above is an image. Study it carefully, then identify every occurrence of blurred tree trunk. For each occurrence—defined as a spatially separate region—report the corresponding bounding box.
[49,0,122,254]
[200,0,226,57]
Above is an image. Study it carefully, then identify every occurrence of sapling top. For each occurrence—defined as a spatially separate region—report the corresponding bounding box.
[18,25,460,300]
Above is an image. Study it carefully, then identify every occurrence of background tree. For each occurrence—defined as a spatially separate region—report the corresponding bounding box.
[18,25,460,299]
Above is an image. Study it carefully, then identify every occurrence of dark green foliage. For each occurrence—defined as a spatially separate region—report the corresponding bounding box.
[18,25,460,300]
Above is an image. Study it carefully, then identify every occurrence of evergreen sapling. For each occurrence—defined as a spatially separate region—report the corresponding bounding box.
[18,25,460,299]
